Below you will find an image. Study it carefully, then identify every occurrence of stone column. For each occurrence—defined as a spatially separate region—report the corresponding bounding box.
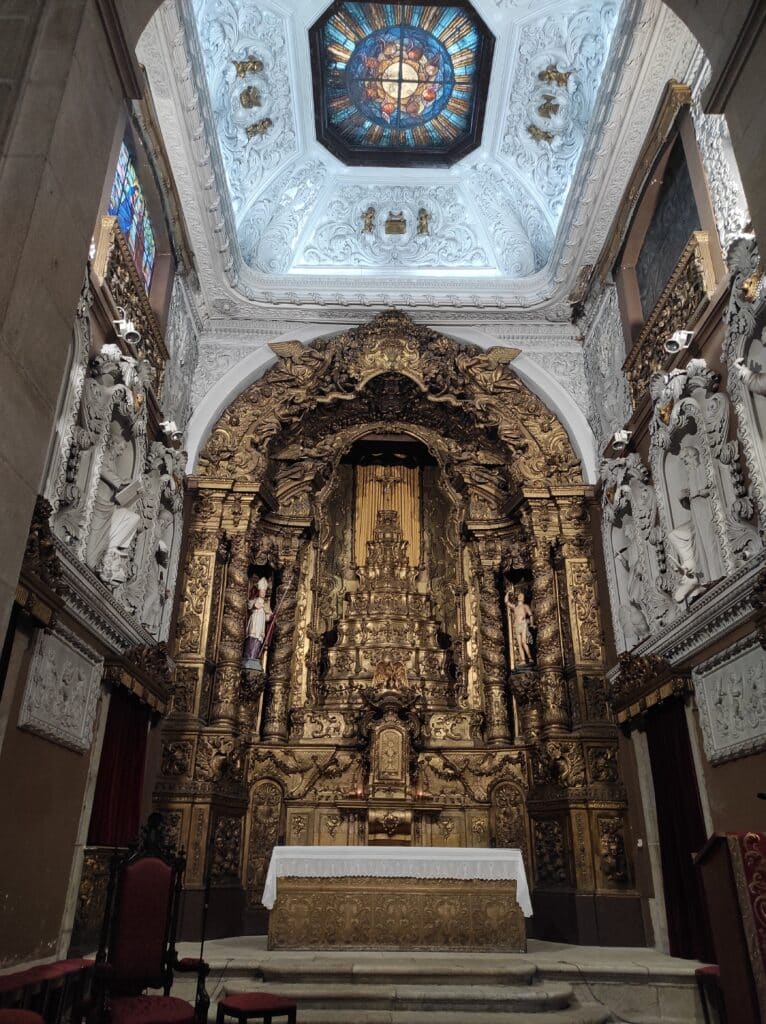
[525,501,570,735]
[261,537,302,743]
[476,543,512,745]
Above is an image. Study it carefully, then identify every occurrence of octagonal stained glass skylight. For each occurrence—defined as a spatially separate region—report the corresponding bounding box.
[310,1,494,167]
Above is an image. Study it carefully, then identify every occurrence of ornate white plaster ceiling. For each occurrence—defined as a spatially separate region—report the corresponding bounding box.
[191,0,616,279]
[137,0,700,318]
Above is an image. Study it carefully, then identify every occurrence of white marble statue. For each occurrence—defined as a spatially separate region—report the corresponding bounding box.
[243,577,272,667]
[142,506,173,635]
[615,519,650,646]
[667,446,725,602]
[734,357,766,395]
[85,420,143,586]
[506,590,534,664]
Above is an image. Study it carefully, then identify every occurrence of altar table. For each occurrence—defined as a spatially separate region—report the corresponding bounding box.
[264,846,531,952]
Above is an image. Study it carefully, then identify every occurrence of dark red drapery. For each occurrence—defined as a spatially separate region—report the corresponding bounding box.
[88,687,150,847]
[646,697,714,961]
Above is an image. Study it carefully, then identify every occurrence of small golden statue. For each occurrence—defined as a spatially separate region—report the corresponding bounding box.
[362,206,376,234]
[417,208,430,235]
[233,55,264,78]
[527,124,554,144]
[246,118,273,139]
[384,211,407,235]
[538,63,571,87]
[239,85,261,109]
[537,94,560,119]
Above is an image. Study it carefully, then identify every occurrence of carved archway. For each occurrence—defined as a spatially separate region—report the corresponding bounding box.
[195,311,582,487]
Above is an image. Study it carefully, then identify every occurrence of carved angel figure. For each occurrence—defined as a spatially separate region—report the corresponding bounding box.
[362,206,376,234]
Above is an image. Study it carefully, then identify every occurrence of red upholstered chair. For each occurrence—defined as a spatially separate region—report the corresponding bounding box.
[0,958,94,1024]
[216,994,296,1024]
[95,815,209,1024]
[0,1011,46,1024]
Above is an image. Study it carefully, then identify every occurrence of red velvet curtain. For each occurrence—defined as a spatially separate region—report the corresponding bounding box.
[645,697,714,961]
[88,687,150,847]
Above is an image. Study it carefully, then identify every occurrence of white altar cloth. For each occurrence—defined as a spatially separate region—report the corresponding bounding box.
[262,845,533,916]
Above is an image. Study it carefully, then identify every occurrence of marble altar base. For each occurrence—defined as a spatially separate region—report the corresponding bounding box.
[267,876,526,952]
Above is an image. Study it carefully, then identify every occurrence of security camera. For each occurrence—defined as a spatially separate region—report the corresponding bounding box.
[160,420,183,444]
[611,429,631,452]
[664,330,694,355]
[112,307,141,349]
[124,325,141,348]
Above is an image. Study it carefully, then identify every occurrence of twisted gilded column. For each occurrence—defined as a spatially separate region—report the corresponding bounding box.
[261,541,301,743]
[476,544,511,745]
[526,502,570,735]
[211,495,250,720]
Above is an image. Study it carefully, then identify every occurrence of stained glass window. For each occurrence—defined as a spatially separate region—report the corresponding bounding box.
[107,142,156,291]
[311,2,493,167]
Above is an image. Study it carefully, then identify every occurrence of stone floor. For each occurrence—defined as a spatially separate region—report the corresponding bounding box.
[174,936,706,1024]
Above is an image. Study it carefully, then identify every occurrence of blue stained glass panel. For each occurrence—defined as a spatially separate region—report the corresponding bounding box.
[312,1,491,163]
[107,142,156,291]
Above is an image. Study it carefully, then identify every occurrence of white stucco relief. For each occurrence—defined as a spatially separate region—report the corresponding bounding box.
[19,627,103,754]
[694,638,766,765]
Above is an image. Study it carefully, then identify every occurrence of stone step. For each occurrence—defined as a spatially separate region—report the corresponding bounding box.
[223,980,574,1013]
[259,957,538,987]
[276,1007,611,1024]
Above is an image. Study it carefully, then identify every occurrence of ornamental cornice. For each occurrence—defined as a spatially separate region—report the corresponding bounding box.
[608,653,692,725]
[620,549,766,665]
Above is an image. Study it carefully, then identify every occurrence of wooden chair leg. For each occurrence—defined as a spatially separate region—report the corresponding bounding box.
[215,1004,225,1024]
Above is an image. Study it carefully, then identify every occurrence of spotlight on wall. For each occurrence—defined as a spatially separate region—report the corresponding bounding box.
[112,307,141,349]
[611,429,632,452]
[160,420,183,445]
[664,329,695,355]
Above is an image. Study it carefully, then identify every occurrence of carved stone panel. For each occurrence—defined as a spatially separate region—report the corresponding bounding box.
[693,637,766,765]
[18,627,103,753]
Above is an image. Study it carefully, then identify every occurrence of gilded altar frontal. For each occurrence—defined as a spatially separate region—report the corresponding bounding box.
[158,311,639,940]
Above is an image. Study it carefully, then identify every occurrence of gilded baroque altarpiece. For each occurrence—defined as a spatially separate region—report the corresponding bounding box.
[156,312,634,920]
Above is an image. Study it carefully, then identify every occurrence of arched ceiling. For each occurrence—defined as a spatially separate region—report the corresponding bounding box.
[192,0,616,279]
[138,0,700,317]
